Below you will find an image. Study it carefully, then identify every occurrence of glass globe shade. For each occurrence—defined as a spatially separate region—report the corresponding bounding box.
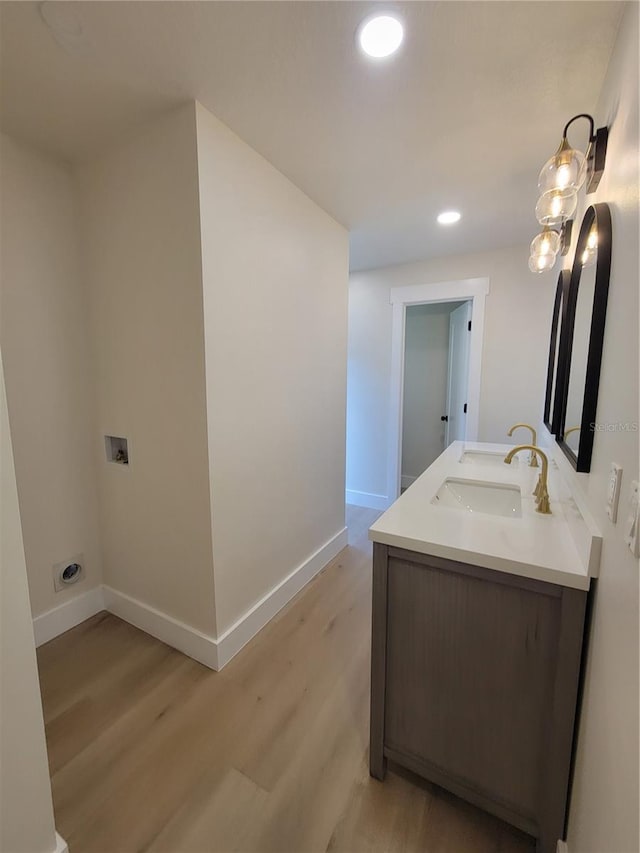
[535,188,578,226]
[528,253,556,274]
[530,228,561,258]
[581,247,597,267]
[538,138,587,193]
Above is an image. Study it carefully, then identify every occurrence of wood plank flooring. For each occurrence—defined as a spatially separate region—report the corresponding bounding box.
[37,505,535,853]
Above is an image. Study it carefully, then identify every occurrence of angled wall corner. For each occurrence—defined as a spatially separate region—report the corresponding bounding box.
[194,100,349,638]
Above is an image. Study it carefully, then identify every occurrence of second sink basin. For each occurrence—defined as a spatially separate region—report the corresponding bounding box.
[459,450,518,467]
[431,478,522,518]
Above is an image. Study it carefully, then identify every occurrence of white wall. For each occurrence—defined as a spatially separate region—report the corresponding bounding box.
[0,348,59,853]
[76,104,217,636]
[347,245,553,502]
[401,303,452,483]
[195,102,349,635]
[560,5,639,851]
[0,134,103,618]
[3,98,348,660]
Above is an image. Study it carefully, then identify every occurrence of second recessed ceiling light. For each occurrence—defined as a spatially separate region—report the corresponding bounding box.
[437,211,462,225]
[358,14,404,59]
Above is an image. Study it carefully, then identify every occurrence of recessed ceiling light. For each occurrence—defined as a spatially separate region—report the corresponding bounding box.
[357,14,404,59]
[437,210,462,225]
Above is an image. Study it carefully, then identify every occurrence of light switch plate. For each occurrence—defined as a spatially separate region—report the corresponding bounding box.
[606,462,623,523]
[625,481,640,558]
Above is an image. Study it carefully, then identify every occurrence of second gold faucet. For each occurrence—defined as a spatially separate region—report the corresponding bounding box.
[507,423,539,467]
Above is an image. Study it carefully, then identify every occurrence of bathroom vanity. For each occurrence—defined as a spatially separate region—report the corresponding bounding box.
[369,441,601,853]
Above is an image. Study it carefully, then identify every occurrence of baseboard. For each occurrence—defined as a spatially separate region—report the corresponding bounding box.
[33,586,105,647]
[346,489,390,510]
[102,585,219,670]
[54,831,69,853]
[557,841,569,853]
[400,475,417,490]
[215,526,348,668]
[34,528,348,672]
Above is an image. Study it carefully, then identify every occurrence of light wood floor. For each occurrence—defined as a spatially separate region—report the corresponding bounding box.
[37,505,535,853]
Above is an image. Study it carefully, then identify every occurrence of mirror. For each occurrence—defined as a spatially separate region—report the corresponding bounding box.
[543,269,570,435]
[558,203,612,472]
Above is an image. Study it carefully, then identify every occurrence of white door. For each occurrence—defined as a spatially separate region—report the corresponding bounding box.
[444,301,472,445]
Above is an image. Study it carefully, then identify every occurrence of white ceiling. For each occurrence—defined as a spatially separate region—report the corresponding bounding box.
[0,1,623,271]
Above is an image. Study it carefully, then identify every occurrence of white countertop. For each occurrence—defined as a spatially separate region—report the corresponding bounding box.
[368,441,601,591]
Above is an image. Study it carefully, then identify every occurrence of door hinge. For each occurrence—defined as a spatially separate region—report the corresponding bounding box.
[463,403,468,413]
[467,320,472,331]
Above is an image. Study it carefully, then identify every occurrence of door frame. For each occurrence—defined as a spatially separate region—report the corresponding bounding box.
[388,277,489,503]
[444,300,472,446]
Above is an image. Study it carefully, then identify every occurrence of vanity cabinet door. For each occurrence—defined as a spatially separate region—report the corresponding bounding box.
[385,554,559,820]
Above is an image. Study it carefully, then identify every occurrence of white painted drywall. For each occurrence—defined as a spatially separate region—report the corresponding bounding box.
[194,102,349,635]
[0,347,58,853]
[0,133,103,617]
[560,6,639,851]
[401,304,454,482]
[76,105,217,636]
[346,245,553,500]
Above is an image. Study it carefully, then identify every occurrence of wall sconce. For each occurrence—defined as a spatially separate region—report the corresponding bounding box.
[529,113,608,274]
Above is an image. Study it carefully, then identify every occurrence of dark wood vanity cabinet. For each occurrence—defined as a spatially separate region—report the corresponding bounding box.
[370,543,588,853]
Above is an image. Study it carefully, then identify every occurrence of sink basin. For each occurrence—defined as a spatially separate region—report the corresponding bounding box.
[431,478,522,518]
[459,450,518,467]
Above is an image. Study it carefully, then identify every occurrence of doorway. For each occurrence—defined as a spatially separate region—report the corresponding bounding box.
[387,277,489,503]
[400,300,471,490]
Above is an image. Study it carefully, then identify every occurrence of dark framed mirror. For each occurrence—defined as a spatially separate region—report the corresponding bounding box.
[544,269,570,435]
[557,203,612,472]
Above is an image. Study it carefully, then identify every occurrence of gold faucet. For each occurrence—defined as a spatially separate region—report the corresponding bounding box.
[504,444,552,514]
[507,423,539,467]
[564,426,581,438]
